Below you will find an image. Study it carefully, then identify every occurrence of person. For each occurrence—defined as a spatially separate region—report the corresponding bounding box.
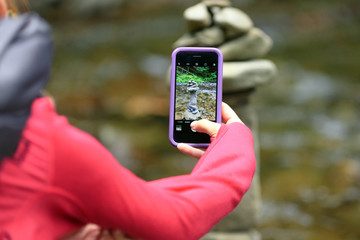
[0,1,256,239]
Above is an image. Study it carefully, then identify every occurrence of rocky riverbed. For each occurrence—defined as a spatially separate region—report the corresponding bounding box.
[175,83,217,120]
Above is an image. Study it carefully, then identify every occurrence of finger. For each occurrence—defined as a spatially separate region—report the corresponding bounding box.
[76,224,100,240]
[221,102,243,125]
[191,119,220,138]
[177,143,205,159]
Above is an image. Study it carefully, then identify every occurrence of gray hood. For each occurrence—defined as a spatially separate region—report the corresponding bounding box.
[0,13,53,161]
[0,12,53,111]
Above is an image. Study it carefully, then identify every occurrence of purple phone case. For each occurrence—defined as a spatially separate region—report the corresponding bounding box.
[169,47,223,148]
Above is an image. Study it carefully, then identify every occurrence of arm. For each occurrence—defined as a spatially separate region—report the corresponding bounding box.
[52,106,255,240]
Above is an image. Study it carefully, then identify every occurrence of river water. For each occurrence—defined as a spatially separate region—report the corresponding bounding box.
[33,0,360,239]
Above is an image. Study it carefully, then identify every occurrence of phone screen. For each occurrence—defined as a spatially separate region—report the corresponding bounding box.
[172,50,220,144]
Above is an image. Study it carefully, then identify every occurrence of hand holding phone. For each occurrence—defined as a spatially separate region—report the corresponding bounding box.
[177,102,244,159]
[169,47,223,147]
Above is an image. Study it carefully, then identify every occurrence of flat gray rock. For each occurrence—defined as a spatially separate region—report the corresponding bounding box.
[202,0,232,7]
[219,28,273,61]
[172,33,199,48]
[173,26,225,48]
[214,7,253,35]
[222,60,277,91]
[195,26,225,46]
[183,3,212,32]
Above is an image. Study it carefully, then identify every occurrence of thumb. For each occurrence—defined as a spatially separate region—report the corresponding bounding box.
[191,119,220,139]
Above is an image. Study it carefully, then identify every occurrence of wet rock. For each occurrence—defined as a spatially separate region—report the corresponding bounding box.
[184,3,212,32]
[173,33,199,48]
[202,0,232,8]
[219,28,273,61]
[173,26,225,48]
[195,26,225,46]
[214,7,253,37]
[209,6,222,16]
[223,60,277,91]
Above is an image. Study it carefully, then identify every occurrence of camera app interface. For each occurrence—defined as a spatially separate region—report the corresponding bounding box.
[173,51,219,143]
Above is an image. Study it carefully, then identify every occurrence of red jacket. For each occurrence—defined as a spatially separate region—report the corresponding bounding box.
[0,97,256,240]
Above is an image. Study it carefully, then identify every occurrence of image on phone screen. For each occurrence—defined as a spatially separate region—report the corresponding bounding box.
[175,62,217,121]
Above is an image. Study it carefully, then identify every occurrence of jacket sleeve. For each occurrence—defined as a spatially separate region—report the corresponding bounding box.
[52,119,256,240]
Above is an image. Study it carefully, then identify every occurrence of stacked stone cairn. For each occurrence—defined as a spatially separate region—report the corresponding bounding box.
[174,0,276,92]
[172,0,277,239]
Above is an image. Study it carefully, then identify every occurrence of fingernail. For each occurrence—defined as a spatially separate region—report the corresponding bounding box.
[191,121,197,128]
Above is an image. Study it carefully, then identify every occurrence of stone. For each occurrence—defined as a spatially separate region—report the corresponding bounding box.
[195,26,225,46]
[183,3,212,32]
[214,7,253,36]
[202,0,232,8]
[219,28,273,61]
[173,33,199,48]
[173,26,225,48]
[209,6,222,15]
[183,110,202,120]
[187,79,200,114]
[222,60,277,91]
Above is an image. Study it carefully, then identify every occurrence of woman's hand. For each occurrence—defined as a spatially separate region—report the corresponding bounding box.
[60,224,129,240]
[177,102,243,159]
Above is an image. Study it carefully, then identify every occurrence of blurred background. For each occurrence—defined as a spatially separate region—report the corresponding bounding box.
[29,0,359,239]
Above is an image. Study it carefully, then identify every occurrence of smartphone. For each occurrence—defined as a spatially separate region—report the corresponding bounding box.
[169,47,223,147]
